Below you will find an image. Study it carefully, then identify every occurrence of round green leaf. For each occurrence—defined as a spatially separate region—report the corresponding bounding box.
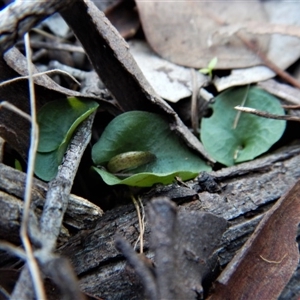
[92,111,210,187]
[200,86,286,166]
[35,151,62,182]
[35,97,99,181]
[92,167,203,187]
[37,97,99,152]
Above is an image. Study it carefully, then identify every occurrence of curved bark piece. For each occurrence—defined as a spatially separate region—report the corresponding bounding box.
[209,179,300,300]
[60,0,214,162]
[59,144,300,299]
[0,0,73,54]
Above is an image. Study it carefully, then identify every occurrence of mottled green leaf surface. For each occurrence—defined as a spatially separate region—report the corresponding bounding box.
[201,86,286,166]
[92,111,210,187]
[35,98,98,181]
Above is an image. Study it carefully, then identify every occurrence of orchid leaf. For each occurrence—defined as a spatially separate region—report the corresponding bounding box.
[200,86,286,166]
[35,97,98,181]
[92,111,210,187]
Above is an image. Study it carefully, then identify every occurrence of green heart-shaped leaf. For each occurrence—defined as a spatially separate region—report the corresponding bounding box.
[37,97,98,152]
[92,111,210,187]
[35,97,98,181]
[35,151,62,181]
[200,86,286,166]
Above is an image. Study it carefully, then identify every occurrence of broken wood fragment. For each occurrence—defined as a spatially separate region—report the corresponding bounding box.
[209,178,300,300]
[58,144,300,299]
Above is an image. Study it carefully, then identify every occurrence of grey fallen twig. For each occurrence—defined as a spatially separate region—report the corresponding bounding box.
[116,198,227,300]
[11,112,96,300]
[235,105,300,122]
[0,0,74,55]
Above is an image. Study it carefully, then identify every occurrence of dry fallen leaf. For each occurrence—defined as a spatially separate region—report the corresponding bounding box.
[61,0,214,162]
[129,40,207,102]
[136,1,300,91]
[105,1,140,39]
[258,79,300,106]
[208,179,300,300]
[214,1,300,91]
[136,0,268,69]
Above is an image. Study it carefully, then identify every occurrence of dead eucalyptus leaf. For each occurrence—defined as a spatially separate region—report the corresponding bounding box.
[209,179,300,300]
[214,1,300,91]
[136,1,268,69]
[60,0,214,162]
[129,40,207,102]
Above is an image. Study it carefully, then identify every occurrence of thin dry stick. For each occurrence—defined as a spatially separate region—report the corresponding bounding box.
[235,106,300,122]
[282,104,300,109]
[0,137,4,162]
[239,35,300,90]
[19,40,85,53]
[0,241,27,260]
[0,69,81,88]
[31,27,67,42]
[190,69,200,134]
[0,286,10,299]
[0,101,31,122]
[21,33,46,300]
[232,84,249,129]
[11,112,96,300]
[138,196,145,253]
[139,197,146,237]
[260,253,287,264]
[217,22,300,40]
[132,195,145,254]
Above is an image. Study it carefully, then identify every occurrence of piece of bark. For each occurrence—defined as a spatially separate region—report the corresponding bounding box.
[38,113,97,251]
[0,0,74,54]
[0,47,119,161]
[149,198,227,299]
[11,113,96,300]
[0,190,70,246]
[58,144,300,299]
[115,238,157,300]
[209,178,300,300]
[3,47,119,112]
[0,163,103,232]
[0,0,211,163]
[116,198,227,300]
[0,51,58,160]
[60,0,213,162]
[43,256,85,300]
[0,1,118,163]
